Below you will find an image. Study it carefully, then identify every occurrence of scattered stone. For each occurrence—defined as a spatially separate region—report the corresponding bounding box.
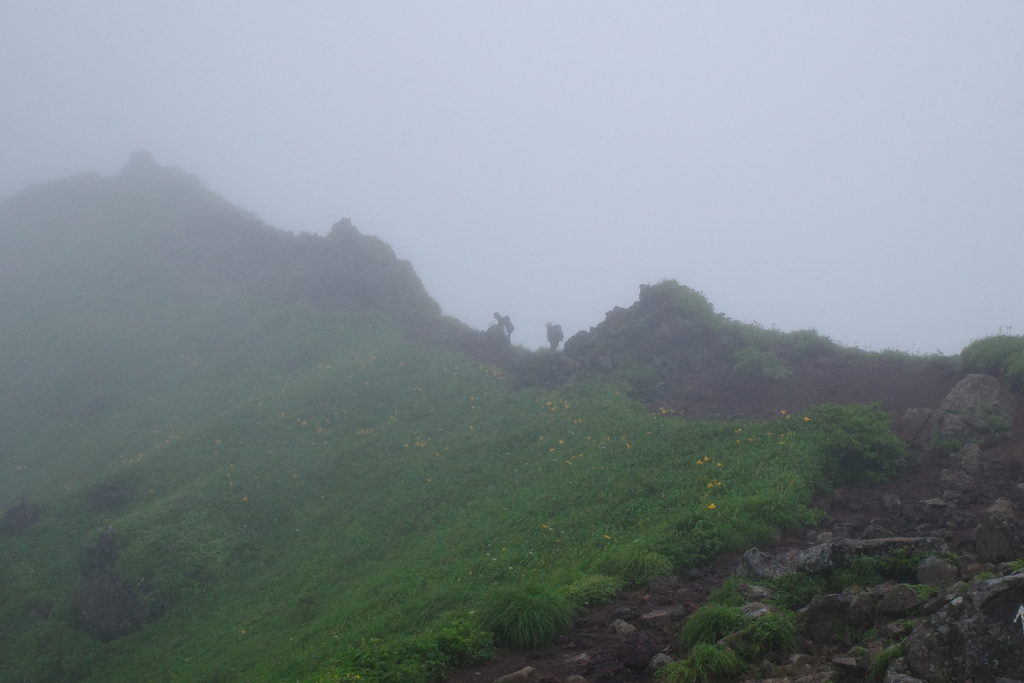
[640,610,671,629]
[493,667,541,683]
[736,547,789,580]
[735,583,775,601]
[565,676,588,683]
[646,653,673,672]
[877,585,922,616]
[739,602,774,619]
[916,556,958,588]
[608,618,635,634]
[881,494,902,514]
[563,653,590,667]
[862,523,894,539]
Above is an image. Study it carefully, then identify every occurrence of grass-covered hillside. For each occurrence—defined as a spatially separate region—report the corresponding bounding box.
[0,158,915,683]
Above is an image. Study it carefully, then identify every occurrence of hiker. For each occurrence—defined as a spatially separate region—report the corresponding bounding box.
[493,312,514,345]
[545,322,564,352]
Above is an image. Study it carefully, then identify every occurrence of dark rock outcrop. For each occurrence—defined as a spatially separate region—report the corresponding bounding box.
[904,571,1024,683]
[74,526,149,641]
[0,497,41,534]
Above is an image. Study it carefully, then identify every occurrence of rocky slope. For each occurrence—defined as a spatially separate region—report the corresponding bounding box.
[444,357,1024,682]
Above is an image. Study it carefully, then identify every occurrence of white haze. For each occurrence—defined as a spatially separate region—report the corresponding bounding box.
[2,2,1022,353]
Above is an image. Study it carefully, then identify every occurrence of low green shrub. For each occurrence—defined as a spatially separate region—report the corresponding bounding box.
[960,335,1024,375]
[733,346,792,380]
[805,402,905,485]
[303,614,494,683]
[559,574,622,608]
[479,583,575,649]
[762,573,829,611]
[1004,351,1024,389]
[679,605,747,649]
[657,643,746,683]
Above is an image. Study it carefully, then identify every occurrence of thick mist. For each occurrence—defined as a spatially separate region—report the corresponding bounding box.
[2,2,1022,352]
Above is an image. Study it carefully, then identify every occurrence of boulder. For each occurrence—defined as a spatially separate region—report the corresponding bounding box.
[952,443,986,476]
[736,547,790,580]
[916,557,958,588]
[905,572,1024,683]
[929,374,1016,447]
[493,667,541,683]
[974,515,1024,562]
[608,618,636,634]
[799,594,854,645]
[877,585,922,616]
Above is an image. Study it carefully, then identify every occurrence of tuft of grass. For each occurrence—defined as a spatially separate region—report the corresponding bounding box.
[679,605,747,650]
[657,643,746,683]
[601,547,674,588]
[479,583,576,649]
[866,643,903,682]
[742,611,800,658]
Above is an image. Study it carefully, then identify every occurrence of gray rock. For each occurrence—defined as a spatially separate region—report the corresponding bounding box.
[877,585,923,616]
[885,673,926,683]
[736,547,787,580]
[985,498,1016,519]
[608,618,635,634]
[925,374,1017,447]
[917,556,958,588]
[735,583,775,601]
[494,667,541,683]
[974,515,1024,562]
[953,443,985,476]
[863,523,894,539]
[565,676,588,683]
[902,407,936,449]
[882,493,902,513]
[739,602,774,619]
[798,543,839,574]
[640,610,671,629]
[799,593,853,645]
[1012,483,1024,505]
[905,572,1024,683]
[646,653,673,672]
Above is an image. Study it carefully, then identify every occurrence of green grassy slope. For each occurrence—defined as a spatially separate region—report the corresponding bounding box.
[1,305,905,683]
[0,159,908,683]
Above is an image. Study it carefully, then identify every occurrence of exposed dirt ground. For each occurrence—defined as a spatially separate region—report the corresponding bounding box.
[445,353,1024,683]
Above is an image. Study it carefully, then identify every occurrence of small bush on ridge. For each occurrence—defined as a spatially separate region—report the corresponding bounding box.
[805,402,905,486]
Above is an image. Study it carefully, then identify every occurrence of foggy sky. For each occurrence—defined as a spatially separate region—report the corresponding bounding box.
[3,2,1022,353]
